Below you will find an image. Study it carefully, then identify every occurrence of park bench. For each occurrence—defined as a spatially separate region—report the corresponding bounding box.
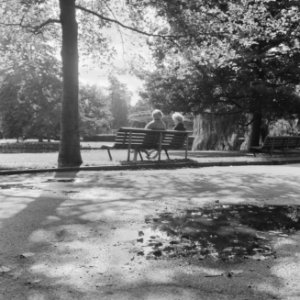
[101,127,191,162]
[250,135,300,156]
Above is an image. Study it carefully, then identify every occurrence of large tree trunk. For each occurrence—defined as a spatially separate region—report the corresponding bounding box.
[58,0,82,167]
[192,113,241,151]
[240,111,263,151]
[248,111,262,149]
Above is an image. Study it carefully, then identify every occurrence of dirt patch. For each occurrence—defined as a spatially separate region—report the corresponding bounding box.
[137,204,300,261]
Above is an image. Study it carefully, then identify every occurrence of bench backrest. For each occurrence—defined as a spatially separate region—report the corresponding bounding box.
[286,136,300,148]
[161,131,188,149]
[262,136,300,149]
[262,136,286,149]
[113,127,189,149]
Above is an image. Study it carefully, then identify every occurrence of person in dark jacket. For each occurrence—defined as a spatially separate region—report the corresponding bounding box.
[172,112,186,131]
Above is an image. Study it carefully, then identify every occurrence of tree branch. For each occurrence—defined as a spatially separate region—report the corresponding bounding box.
[0,21,24,27]
[215,98,243,109]
[75,4,183,40]
[32,18,61,34]
[103,2,126,59]
[201,110,243,116]
[0,18,60,34]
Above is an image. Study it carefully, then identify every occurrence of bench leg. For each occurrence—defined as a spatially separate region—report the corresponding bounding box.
[107,149,112,161]
[133,150,138,161]
[138,151,143,161]
[127,148,131,161]
[185,136,189,160]
[164,149,170,159]
[158,150,161,161]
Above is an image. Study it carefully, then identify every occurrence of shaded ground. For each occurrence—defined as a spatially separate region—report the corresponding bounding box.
[0,165,300,299]
[141,205,299,261]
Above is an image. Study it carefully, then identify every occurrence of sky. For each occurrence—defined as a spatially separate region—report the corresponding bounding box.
[79,69,144,106]
[79,21,153,106]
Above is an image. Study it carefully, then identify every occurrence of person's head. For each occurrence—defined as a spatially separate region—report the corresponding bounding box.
[152,109,163,120]
[172,112,184,124]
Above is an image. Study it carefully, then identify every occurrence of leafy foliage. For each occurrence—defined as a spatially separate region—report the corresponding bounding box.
[0,42,62,140]
[79,84,112,136]
[108,75,131,129]
[139,0,300,122]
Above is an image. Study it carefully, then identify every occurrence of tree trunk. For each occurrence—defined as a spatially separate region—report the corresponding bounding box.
[58,0,82,167]
[248,111,262,149]
[192,113,241,151]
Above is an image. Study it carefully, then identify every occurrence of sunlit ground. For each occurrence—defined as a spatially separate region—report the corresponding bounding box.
[0,141,172,169]
[0,165,300,299]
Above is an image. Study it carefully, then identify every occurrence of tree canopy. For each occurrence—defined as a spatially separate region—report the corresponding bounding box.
[0,32,62,141]
[140,0,300,109]
[79,84,112,137]
[136,0,300,146]
[0,0,145,166]
[1,0,300,159]
[108,76,131,129]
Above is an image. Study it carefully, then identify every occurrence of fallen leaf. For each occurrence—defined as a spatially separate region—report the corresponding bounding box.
[0,266,11,273]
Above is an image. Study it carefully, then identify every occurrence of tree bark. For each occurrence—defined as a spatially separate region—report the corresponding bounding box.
[58,0,82,167]
[248,111,262,149]
[192,113,241,151]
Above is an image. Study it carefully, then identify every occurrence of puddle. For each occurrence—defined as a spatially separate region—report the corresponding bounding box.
[138,204,300,261]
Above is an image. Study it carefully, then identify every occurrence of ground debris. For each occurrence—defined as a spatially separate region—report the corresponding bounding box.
[204,270,243,278]
[140,204,300,261]
[18,252,35,259]
[0,266,11,273]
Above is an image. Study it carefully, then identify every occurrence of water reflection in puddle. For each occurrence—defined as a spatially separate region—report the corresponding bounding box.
[137,204,300,261]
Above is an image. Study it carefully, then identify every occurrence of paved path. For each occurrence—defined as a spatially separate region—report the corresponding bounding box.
[1,150,300,174]
[1,165,300,299]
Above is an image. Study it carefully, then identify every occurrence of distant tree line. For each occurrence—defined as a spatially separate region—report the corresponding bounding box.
[0,60,130,141]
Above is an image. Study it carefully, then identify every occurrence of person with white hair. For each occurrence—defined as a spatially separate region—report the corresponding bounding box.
[145,109,166,130]
[144,109,166,159]
[172,112,186,131]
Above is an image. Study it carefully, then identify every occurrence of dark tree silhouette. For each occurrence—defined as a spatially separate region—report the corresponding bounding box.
[58,0,82,167]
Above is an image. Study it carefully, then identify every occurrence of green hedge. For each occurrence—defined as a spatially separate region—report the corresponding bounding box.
[83,134,115,142]
[0,142,60,153]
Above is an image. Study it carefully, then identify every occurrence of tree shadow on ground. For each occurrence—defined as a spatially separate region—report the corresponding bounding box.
[140,204,300,261]
[0,171,80,254]
[1,166,300,299]
[0,171,81,298]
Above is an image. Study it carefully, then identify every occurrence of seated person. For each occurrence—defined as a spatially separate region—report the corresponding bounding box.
[145,109,166,130]
[144,109,166,159]
[172,112,186,131]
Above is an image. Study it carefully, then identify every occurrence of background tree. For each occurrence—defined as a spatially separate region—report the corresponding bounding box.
[128,98,152,127]
[0,33,62,141]
[79,84,112,137]
[0,0,171,166]
[136,0,300,149]
[108,75,130,130]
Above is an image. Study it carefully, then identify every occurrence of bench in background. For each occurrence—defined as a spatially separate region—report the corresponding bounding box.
[101,127,191,162]
[251,136,300,156]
